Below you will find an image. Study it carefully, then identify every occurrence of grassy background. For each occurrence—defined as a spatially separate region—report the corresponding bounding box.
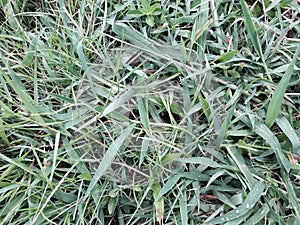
[0,0,299,224]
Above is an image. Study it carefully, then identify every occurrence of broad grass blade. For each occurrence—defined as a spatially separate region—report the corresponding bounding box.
[77,39,88,71]
[177,157,221,168]
[0,117,10,146]
[179,189,188,225]
[216,104,235,147]
[101,88,136,118]
[276,117,300,153]
[254,121,291,172]
[84,125,134,199]
[265,45,300,127]
[151,182,164,224]
[205,181,265,224]
[154,175,181,204]
[226,146,255,187]
[243,199,275,225]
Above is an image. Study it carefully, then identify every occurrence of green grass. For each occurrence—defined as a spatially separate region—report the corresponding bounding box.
[0,0,299,224]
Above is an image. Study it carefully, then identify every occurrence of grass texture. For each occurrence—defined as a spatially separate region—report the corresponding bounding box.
[0,0,299,224]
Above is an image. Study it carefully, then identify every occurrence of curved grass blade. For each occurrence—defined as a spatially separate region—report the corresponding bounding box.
[205,181,265,225]
[254,120,291,172]
[265,45,300,127]
[243,199,275,225]
[286,179,300,217]
[276,116,300,153]
[76,39,88,71]
[216,104,235,147]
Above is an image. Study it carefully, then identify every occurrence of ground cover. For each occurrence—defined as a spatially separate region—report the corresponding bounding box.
[0,0,299,224]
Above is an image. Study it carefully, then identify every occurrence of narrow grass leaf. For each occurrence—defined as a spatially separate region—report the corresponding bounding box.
[198,95,211,121]
[22,37,36,67]
[265,45,300,127]
[254,120,291,172]
[151,182,164,224]
[286,179,300,217]
[112,22,157,53]
[243,199,275,225]
[101,88,136,118]
[216,104,235,147]
[0,193,26,222]
[154,175,181,204]
[224,209,253,225]
[206,169,226,188]
[240,0,264,63]
[179,190,188,225]
[76,39,88,71]
[139,138,150,167]
[84,125,133,199]
[276,116,300,153]
[0,117,9,146]
[0,60,44,123]
[49,131,60,183]
[0,183,24,195]
[205,181,265,224]
[217,50,238,62]
[0,153,41,178]
[214,191,237,209]
[137,96,150,131]
[226,146,256,187]
[177,157,221,167]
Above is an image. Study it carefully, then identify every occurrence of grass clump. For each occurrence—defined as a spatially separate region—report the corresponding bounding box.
[0,0,299,224]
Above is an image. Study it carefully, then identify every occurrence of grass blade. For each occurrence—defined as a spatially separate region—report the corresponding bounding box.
[151,182,164,225]
[205,181,265,225]
[243,199,275,225]
[179,189,188,225]
[276,116,300,153]
[154,175,181,204]
[84,125,134,199]
[265,45,300,127]
[286,179,300,217]
[254,121,291,172]
[226,146,255,187]
[240,0,265,66]
[0,58,44,124]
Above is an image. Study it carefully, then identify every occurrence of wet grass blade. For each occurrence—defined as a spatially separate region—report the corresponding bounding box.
[205,181,265,224]
[226,146,256,187]
[276,116,300,153]
[243,199,275,225]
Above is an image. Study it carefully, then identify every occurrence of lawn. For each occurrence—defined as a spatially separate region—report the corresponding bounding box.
[0,0,299,224]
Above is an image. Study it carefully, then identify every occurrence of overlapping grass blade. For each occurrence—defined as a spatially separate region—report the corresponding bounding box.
[205,181,265,225]
[276,116,300,153]
[265,45,300,127]
[240,0,267,72]
[84,125,134,199]
[254,120,291,172]
[225,146,255,187]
